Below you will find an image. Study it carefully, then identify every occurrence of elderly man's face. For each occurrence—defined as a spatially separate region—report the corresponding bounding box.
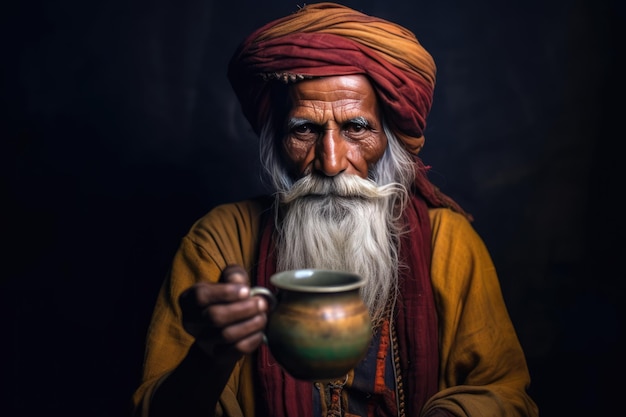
[282,75,387,179]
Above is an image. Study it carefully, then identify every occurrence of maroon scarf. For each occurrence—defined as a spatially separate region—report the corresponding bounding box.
[254,193,439,416]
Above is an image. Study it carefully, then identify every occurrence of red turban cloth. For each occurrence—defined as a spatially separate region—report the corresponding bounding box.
[227,2,437,155]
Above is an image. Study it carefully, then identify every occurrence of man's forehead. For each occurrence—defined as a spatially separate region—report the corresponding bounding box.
[287,74,376,96]
[285,75,380,119]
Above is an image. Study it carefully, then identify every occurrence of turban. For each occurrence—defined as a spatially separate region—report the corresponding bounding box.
[227,2,437,155]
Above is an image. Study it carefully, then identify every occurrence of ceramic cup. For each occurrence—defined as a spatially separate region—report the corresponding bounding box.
[250,269,373,382]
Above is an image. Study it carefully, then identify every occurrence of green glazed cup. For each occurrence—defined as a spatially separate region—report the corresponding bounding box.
[251,269,373,382]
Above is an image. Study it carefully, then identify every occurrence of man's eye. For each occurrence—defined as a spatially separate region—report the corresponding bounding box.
[293,124,313,134]
[291,123,320,139]
[347,122,366,132]
[344,121,370,137]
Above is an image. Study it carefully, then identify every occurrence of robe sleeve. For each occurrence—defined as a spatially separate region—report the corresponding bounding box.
[131,199,268,417]
[422,208,538,417]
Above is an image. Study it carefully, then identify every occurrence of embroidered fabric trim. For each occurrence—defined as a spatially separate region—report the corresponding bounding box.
[391,318,406,417]
[327,375,349,417]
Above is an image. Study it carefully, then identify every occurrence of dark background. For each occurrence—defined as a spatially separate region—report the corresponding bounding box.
[2,0,624,416]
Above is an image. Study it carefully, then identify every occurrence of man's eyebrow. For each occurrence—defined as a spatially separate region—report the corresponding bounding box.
[286,117,314,129]
[286,116,371,129]
[348,116,370,126]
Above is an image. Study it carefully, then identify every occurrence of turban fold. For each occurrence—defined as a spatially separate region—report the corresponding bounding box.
[227,2,437,155]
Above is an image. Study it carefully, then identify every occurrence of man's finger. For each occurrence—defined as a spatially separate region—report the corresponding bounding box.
[220,264,250,285]
[179,282,248,309]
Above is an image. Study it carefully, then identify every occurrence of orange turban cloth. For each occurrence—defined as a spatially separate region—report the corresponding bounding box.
[227,2,437,155]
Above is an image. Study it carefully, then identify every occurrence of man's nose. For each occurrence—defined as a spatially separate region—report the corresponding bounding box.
[314,130,348,177]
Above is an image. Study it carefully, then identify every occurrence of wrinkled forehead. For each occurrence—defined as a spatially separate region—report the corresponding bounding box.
[268,75,383,128]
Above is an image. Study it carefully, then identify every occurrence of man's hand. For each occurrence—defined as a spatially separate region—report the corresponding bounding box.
[149,265,268,416]
[178,264,269,359]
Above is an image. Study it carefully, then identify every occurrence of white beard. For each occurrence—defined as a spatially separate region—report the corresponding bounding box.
[274,174,407,328]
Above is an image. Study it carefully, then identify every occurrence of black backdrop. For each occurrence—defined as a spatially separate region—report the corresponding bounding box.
[2,0,624,416]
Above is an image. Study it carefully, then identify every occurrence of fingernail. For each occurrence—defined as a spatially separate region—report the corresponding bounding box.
[239,286,250,298]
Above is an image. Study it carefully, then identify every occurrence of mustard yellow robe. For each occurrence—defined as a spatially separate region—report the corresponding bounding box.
[132,199,538,417]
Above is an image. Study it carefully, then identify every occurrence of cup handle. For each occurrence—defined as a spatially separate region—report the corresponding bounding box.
[249,287,276,345]
[249,286,277,311]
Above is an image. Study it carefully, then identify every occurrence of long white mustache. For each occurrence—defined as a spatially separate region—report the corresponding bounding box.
[278,173,404,204]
